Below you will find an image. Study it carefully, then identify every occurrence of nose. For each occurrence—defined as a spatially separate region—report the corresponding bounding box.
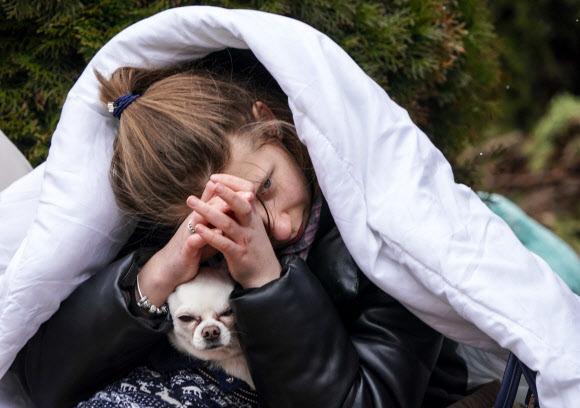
[202,325,220,341]
[270,212,292,243]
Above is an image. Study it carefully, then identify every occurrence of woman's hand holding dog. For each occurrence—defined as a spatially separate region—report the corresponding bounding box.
[190,175,282,289]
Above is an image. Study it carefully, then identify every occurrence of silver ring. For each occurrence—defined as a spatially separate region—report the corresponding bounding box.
[187,220,196,235]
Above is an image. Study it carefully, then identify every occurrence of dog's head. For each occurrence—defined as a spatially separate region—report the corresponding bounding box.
[167,266,241,363]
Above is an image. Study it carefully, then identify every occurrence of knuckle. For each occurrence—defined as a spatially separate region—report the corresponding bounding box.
[241,205,252,217]
[191,211,202,221]
[233,246,245,258]
[226,242,236,253]
[210,197,226,210]
[222,216,235,231]
[194,202,207,215]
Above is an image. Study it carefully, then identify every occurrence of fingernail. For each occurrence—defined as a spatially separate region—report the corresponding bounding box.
[214,183,224,194]
[187,196,199,207]
[210,174,221,182]
[195,224,206,233]
[214,229,223,235]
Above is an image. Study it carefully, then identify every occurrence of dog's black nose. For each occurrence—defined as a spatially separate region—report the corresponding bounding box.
[202,325,220,340]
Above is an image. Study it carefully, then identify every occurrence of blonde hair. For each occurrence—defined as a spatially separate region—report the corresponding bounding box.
[97,60,313,227]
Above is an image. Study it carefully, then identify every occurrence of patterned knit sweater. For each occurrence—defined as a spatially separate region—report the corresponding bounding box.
[76,343,260,408]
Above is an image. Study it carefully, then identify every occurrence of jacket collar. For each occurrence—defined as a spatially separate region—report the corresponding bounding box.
[314,195,334,241]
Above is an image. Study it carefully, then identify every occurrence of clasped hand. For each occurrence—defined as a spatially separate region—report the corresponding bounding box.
[137,174,281,307]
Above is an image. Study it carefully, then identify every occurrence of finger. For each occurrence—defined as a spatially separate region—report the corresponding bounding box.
[194,224,240,256]
[178,230,208,265]
[206,194,230,211]
[213,182,253,226]
[185,231,207,250]
[184,206,209,231]
[200,180,217,203]
[210,174,255,193]
[202,180,250,206]
[186,227,222,250]
[186,195,230,229]
[187,194,229,212]
[180,208,211,247]
[188,196,242,240]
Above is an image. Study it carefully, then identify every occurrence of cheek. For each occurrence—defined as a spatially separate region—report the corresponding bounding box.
[285,164,310,202]
[177,321,198,335]
[219,316,235,328]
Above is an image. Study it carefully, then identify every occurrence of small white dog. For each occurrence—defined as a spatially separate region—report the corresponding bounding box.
[167,265,254,389]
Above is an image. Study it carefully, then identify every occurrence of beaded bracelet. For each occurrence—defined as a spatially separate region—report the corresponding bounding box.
[136,274,169,315]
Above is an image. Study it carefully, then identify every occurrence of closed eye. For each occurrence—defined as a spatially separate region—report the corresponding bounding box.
[178,315,198,323]
[220,309,233,317]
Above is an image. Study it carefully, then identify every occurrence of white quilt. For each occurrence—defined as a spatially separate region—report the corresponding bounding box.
[0,6,578,406]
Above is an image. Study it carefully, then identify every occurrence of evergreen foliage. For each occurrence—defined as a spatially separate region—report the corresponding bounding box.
[528,93,580,172]
[1,0,500,173]
[490,0,580,130]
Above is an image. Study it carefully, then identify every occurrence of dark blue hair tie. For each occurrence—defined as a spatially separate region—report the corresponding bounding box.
[107,93,140,119]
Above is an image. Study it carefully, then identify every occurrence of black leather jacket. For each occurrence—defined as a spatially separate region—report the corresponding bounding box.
[15,201,454,408]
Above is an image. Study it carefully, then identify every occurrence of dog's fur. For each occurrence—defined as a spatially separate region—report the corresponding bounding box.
[167,266,254,388]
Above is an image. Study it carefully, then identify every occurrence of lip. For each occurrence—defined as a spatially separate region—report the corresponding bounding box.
[287,219,306,245]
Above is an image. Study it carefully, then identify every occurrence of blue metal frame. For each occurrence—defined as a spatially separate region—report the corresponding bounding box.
[494,353,538,408]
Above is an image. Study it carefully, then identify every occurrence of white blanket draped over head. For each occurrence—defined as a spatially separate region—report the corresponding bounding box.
[0,6,578,407]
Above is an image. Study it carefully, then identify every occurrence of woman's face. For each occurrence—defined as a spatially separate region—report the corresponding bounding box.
[223,139,312,249]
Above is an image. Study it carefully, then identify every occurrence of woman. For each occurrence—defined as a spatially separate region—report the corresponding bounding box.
[14,51,466,408]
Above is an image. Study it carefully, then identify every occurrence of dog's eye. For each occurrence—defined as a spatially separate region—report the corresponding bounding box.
[178,315,196,323]
[220,309,233,317]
